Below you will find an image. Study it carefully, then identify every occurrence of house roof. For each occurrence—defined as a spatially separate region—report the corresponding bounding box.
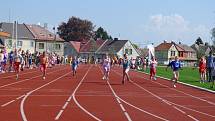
[79,39,106,53]
[97,40,128,54]
[0,22,34,39]
[26,24,64,42]
[0,31,10,37]
[69,41,81,53]
[155,42,173,51]
[176,44,195,52]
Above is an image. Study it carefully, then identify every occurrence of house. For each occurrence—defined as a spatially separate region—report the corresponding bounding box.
[191,43,211,57]
[0,31,10,51]
[155,41,178,65]
[176,43,197,66]
[97,38,139,59]
[64,38,140,62]
[0,22,35,53]
[26,24,64,56]
[155,40,197,66]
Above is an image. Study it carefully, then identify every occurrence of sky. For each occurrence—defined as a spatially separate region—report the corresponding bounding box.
[0,0,215,47]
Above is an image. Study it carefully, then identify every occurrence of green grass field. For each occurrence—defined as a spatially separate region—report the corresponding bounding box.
[139,67,215,91]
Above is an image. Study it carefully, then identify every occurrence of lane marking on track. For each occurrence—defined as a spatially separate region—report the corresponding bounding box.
[135,70,215,105]
[0,67,68,89]
[1,100,15,107]
[0,68,69,107]
[102,67,169,121]
[55,66,101,121]
[0,70,38,79]
[20,72,72,121]
[114,69,215,119]
[112,69,198,121]
[0,66,61,79]
[99,66,169,121]
[188,115,199,121]
[98,66,132,121]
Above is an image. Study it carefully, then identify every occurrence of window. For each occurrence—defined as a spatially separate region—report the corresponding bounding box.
[8,39,12,48]
[179,52,183,57]
[125,49,128,54]
[129,49,132,55]
[17,41,23,47]
[171,51,175,56]
[39,43,44,49]
[55,44,61,50]
[30,42,34,47]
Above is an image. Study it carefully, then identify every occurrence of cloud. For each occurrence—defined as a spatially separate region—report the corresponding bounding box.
[142,14,211,45]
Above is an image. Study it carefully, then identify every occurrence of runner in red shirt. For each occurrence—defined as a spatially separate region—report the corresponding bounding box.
[199,56,206,83]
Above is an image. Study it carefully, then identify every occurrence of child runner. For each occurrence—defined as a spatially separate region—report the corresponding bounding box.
[150,57,158,80]
[9,51,14,72]
[102,54,111,80]
[166,56,181,88]
[122,54,130,84]
[199,56,206,83]
[39,51,48,80]
[0,50,3,73]
[211,58,215,88]
[13,50,23,80]
[71,56,78,76]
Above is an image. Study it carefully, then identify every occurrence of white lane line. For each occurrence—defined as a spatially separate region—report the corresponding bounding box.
[98,66,132,121]
[20,72,71,121]
[113,69,198,121]
[173,106,186,114]
[136,70,215,106]
[62,102,69,110]
[55,110,64,120]
[16,95,25,100]
[55,66,101,121]
[106,80,133,121]
[0,68,69,108]
[115,69,215,119]
[0,67,67,89]
[1,70,37,79]
[188,115,199,121]
[1,100,15,107]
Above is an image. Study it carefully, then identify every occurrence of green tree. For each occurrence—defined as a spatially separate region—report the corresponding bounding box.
[94,27,112,40]
[212,28,215,46]
[195,37,204,45]
[57,16,94,42]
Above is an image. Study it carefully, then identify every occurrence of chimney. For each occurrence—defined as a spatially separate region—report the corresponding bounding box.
[114,38,118,41]
[179,41,181,44]
[163,40,167,43]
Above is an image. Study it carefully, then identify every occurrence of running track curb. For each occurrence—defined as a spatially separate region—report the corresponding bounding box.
[135,70,215,94]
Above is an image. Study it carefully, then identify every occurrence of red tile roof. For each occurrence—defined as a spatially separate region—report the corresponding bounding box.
[155,42,173,51]
[69,41,81,53]
[79,39,106,53]
[26,24,64,42]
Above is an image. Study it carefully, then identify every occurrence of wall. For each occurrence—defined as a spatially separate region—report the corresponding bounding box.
[36,41,64,56]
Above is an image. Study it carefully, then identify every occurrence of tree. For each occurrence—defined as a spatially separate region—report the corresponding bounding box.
[132,43,139,49]
[195,37,203,45]
[94,27,112,40]
[57,16,94,42]
[212,28,215,46]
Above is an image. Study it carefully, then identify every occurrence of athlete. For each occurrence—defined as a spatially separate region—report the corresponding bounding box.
[71,56,78,76]
[122,54,130,84]
[150,57,157,80]
[39,51,48,80]
[13,50,23,80]
[166,56,181,88]
[102,54,111,80]
[199,56,206,83]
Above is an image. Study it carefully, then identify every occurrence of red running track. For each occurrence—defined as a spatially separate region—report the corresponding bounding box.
[0,64,214,121]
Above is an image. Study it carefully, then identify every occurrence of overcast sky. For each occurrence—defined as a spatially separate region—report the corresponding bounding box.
[0,0,215,47]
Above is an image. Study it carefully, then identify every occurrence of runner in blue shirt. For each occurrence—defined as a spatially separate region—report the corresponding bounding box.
[122,54,130,84]
[71,56,78,76]
[166,56,181,88]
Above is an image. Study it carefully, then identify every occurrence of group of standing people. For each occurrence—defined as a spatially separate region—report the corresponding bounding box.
[198,51,215,88]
